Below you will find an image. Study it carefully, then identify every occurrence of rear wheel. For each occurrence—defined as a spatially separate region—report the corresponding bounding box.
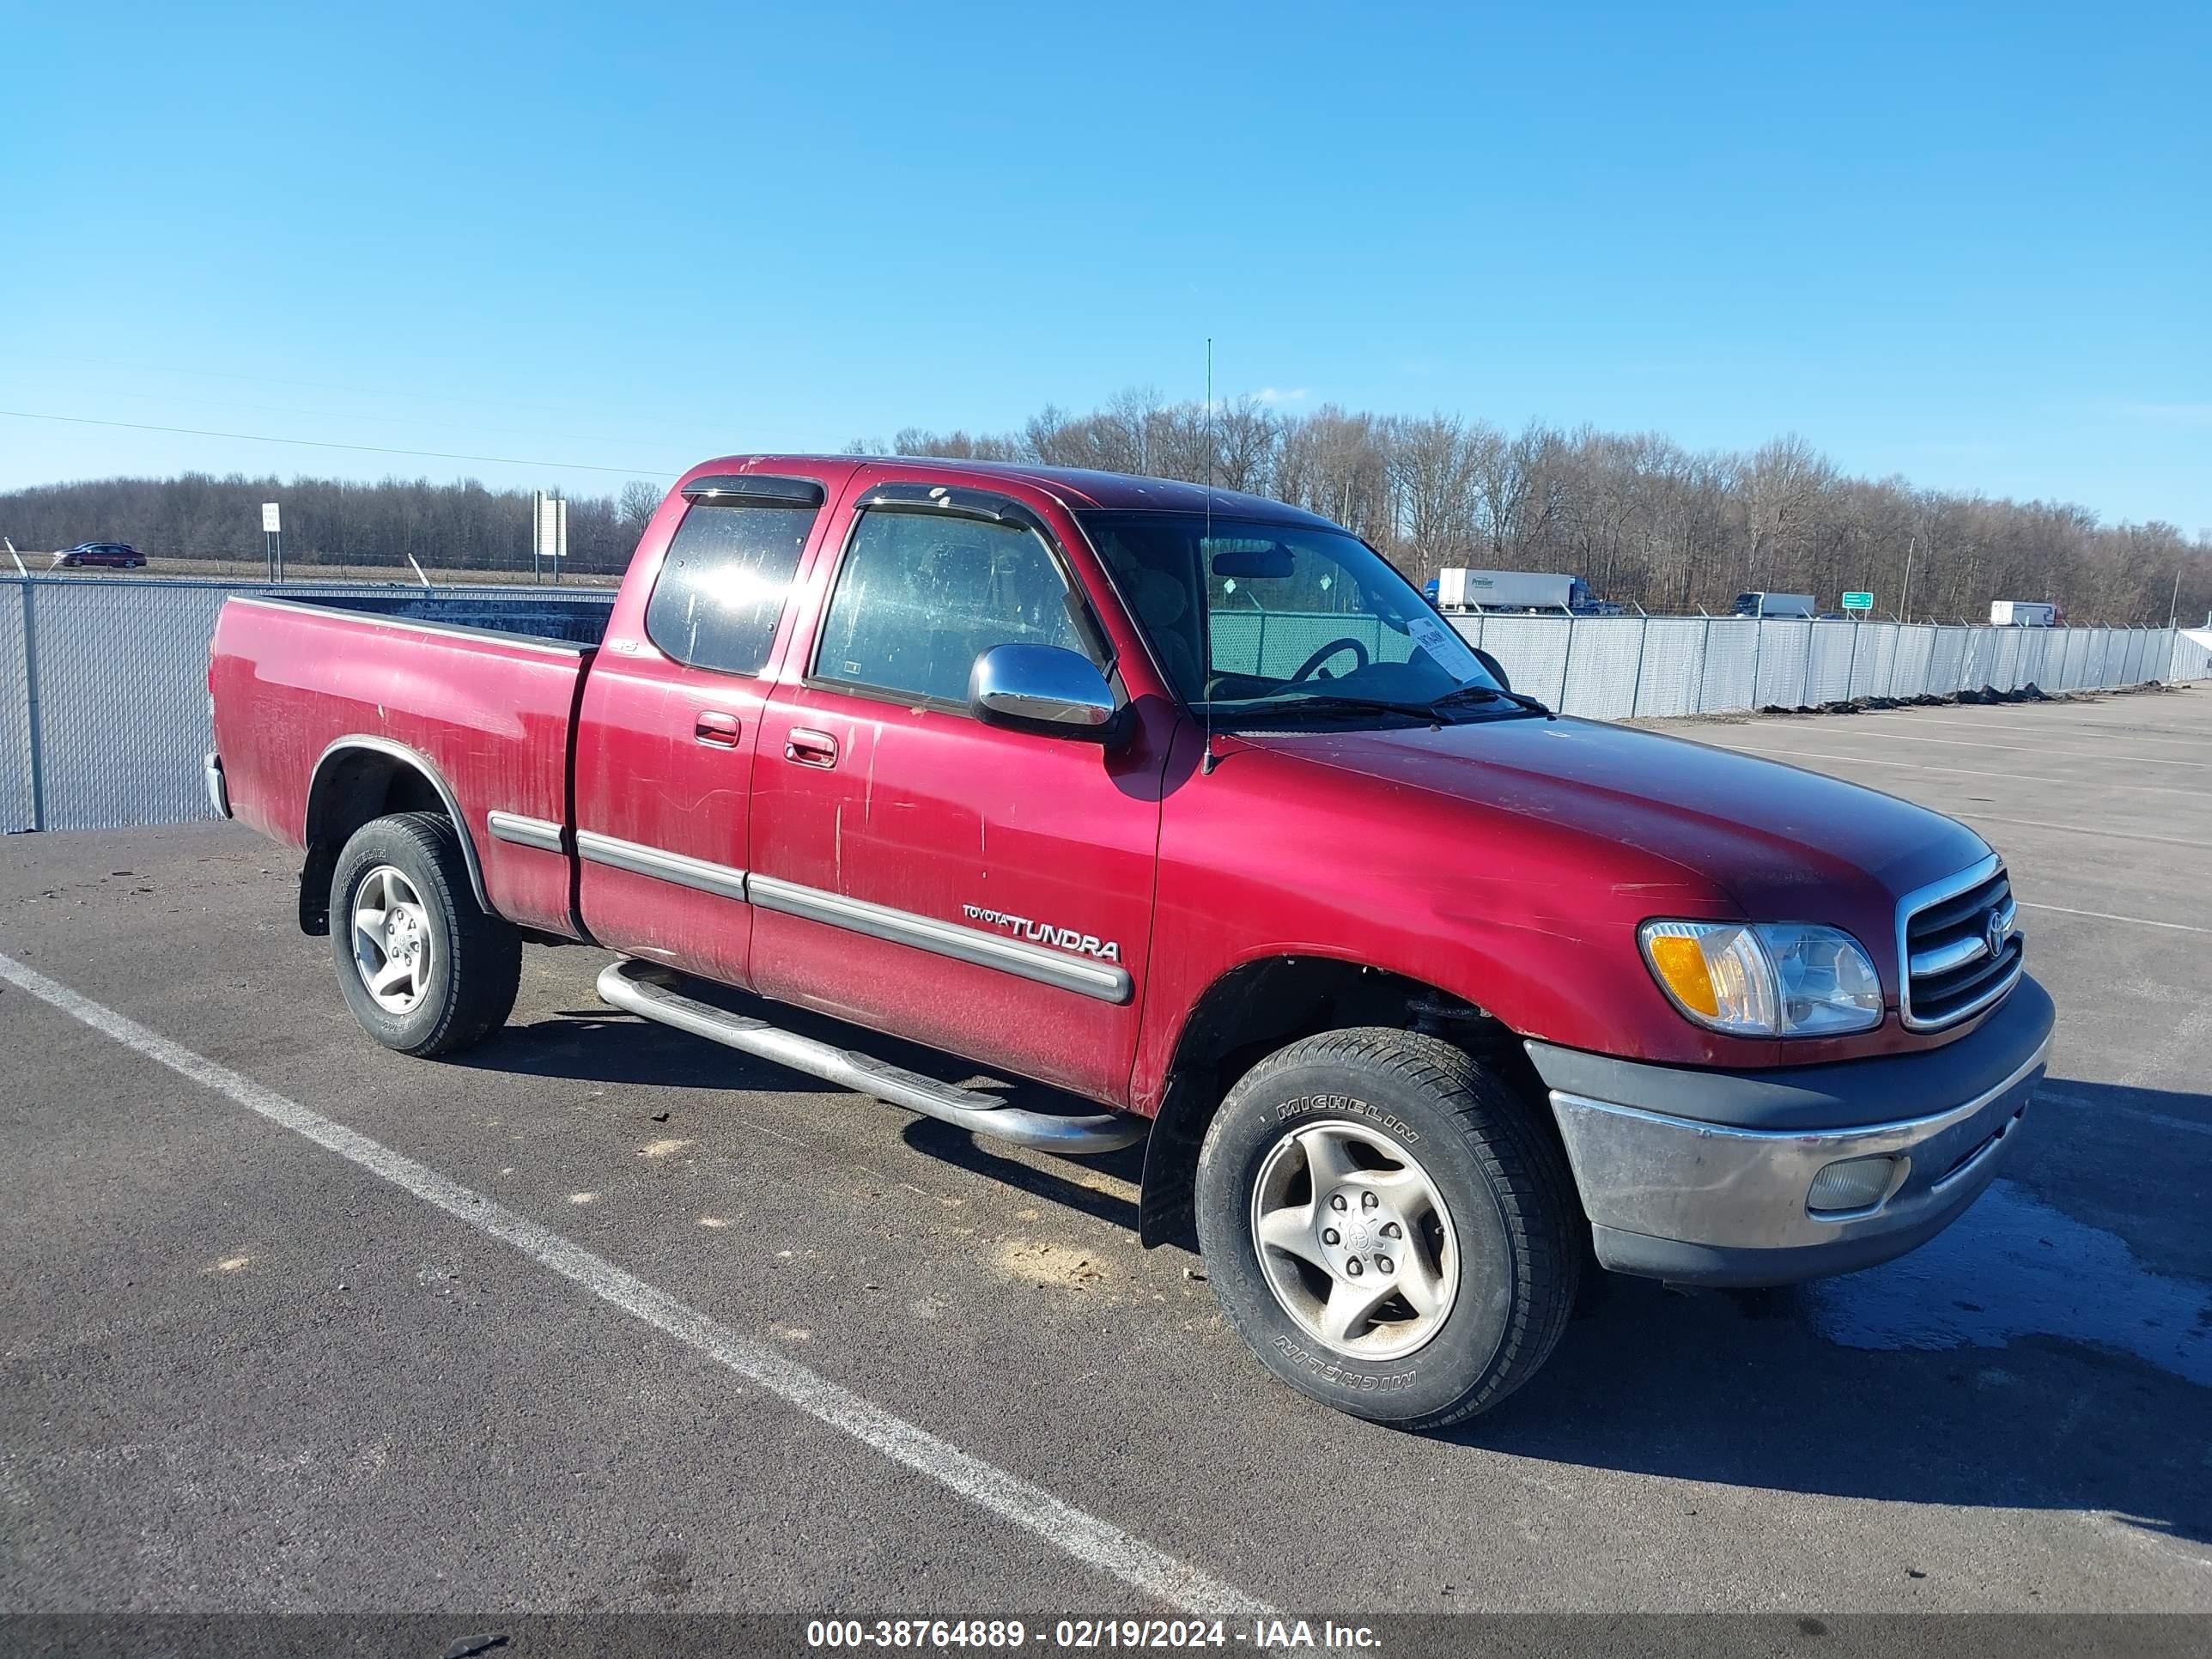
[1194,1027,1580,1427]
[330,811,520,1056]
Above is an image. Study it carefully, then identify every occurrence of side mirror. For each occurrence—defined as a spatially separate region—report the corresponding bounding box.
[969,643,1124,743]
[1472,647,1511,693]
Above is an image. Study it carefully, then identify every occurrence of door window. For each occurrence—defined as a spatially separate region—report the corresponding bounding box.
[644,500,818,675]
[812,509,1095,707]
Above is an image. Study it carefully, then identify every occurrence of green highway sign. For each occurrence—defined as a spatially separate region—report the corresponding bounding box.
[1841,591,1874,611]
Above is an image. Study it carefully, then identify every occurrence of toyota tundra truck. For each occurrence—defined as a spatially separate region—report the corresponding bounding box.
[206,455,2052,1426]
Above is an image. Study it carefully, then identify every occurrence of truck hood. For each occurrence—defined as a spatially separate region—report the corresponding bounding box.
[1245,714,1990,918]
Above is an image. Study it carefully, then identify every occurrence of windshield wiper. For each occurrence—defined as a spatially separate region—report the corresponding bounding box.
[1212,685,1553,730]
[1427,684,1555,720]
[1424,681,1548,720]
[1217,693,1448,726]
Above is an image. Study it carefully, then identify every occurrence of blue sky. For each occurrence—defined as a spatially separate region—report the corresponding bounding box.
[3,2,2206,528]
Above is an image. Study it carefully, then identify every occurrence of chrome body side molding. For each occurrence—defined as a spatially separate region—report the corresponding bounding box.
[486,811,565,853]
[575,830,749,902]
[747,873,1133,1005]
[566,830,1133,1002]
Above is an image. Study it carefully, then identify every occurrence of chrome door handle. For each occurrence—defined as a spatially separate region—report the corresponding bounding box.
[785,727,839,768]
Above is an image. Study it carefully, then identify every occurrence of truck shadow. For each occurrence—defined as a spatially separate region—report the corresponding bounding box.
[1474,1264,2212,1552]
[456,1000,1149,1230]
[1467,1077,2211,1550]
[455,1012,2209,1547]
[897,1116,1144,1231]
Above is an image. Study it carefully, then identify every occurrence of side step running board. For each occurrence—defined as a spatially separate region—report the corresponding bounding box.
[596,959,1146,1155]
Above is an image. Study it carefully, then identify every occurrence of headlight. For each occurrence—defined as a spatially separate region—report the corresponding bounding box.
[1638,920,1881,1037]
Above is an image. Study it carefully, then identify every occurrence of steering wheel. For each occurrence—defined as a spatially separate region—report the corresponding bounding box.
[1291,636,1370,683]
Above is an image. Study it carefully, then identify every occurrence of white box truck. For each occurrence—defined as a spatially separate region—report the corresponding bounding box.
[1990,601,2060,627]
[1435,569,1590,611]
[1732,592,1817,618]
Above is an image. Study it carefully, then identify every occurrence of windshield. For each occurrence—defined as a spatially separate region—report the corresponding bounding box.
[1078,511,1508,725]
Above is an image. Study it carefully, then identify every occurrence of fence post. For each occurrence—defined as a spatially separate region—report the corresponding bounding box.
[1558,614,1577,711]
[18,578,46,831]
[1696,617,1713,713]
[1750,620,1765,709]
[1845,617,1863,701]
[1627,616,1650,717]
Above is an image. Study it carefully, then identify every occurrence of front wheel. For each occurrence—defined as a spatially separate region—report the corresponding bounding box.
[330,811,520,1057]
[1194,1028,1581,1427]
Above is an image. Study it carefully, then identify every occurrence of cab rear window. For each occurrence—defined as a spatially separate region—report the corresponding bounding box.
[643,500,818,675]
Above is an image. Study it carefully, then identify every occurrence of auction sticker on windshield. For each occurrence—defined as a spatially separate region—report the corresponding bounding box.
[1405,612,1483,678]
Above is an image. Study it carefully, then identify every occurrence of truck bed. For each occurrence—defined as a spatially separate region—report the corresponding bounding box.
[262,588,615,647]
[210,592,611,938]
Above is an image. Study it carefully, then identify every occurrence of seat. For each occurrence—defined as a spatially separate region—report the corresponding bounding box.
[1126,565,1204,698]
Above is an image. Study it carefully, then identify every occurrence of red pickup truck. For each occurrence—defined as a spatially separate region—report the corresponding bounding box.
[208,455,2052,1425]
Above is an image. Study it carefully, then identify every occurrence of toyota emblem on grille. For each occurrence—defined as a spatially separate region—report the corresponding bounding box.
[1986,908,2009,958]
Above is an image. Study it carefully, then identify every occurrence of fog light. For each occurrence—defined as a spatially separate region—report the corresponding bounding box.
[1807,1155,1901,1215]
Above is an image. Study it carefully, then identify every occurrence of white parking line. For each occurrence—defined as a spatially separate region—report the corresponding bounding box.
[2016,902,2212,935]
[1840,730,2211,768]
[1705,741,2212,797]
[0,950,1272,1619]
[1953,813,2207,850]
[1880,714,2212,749]
[1697,742,2068,785]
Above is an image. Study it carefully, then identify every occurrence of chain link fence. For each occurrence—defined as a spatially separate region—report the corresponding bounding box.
[0,578,2205,836]
[0,577,613,835]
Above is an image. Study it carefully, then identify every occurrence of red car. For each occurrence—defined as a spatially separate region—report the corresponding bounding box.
[207,455,2051,1425]
[52,541,146,569]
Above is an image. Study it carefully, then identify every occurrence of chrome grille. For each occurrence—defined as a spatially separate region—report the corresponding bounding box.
[1899,856,2024,1030]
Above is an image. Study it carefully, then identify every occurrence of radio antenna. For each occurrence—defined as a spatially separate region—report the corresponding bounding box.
[1201,337,1218,775]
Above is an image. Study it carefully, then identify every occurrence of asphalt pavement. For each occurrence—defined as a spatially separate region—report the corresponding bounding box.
[2,688,2208,1618]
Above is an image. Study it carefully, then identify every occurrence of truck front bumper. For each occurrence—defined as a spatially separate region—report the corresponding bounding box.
[1523,975,2054,1286]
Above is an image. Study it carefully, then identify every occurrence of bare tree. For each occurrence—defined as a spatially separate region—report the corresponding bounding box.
[18,386,2191,618]
[1382,414,1477,584]
[617,480,662,538]
[1738,435,1832,589]
[1212,398,1280,495]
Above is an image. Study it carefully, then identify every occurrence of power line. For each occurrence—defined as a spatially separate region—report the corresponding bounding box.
[9,351,744,442]
[0,410,678,479]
